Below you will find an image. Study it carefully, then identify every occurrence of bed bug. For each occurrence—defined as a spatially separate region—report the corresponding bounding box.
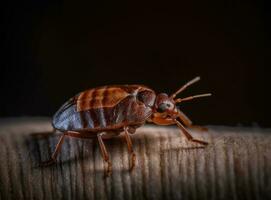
[43,76,211,175]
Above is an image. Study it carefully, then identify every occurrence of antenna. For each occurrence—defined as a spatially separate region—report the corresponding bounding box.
[170,76,201,99]
[175,93,212,103]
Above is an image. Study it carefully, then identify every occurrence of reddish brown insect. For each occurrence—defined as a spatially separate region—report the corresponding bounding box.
[43,77,211,175]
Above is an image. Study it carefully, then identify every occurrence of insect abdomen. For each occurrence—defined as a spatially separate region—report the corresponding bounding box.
[52,86,156,132]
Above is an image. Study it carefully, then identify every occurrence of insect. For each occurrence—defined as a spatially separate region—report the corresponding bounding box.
[43,76,211,175]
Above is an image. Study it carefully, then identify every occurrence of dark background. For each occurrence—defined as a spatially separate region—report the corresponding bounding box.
[1,0,269,126]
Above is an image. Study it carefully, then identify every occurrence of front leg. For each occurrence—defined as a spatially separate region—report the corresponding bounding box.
[150,113,176,125]
[151,114,208,145]
[177,110,208,131]
[174,119,208,145]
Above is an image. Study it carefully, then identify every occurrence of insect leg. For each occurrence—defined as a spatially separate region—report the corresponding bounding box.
[151,114,176,125]
[40,134,65,166]
[40,131,93,166]
[97,133,112,176]
[124,127,136,170]
[64,131,95,138]
[174,119,208,145]
[177,110,208,131]
[177,110,192,126]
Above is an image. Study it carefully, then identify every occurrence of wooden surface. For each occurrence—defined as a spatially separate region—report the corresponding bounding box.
[0,117,270,200]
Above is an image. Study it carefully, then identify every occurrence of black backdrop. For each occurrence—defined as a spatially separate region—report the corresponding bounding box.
[1,0,269,126]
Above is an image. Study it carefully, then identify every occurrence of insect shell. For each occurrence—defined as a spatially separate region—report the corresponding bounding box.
[49,77,211,174]
[53,85,158,132]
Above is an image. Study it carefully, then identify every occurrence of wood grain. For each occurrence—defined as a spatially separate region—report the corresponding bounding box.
[0,117,270,200]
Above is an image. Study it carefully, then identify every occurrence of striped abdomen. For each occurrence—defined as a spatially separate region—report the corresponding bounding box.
[52,85,156,132]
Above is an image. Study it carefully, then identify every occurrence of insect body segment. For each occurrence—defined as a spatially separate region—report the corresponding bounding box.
[46,77,211,176]
[76,87,130,111]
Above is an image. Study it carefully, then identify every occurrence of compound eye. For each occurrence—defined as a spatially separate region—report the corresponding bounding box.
[157,103,169,113]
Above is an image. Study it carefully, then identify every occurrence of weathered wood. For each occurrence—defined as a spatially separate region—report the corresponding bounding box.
[0,117,270,200]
